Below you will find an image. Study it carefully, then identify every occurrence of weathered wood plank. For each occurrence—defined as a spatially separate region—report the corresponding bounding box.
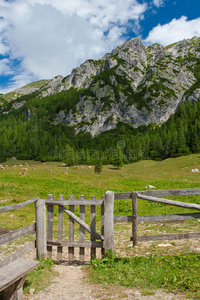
[68,196,74,261]
[114,189,200,199]
[101,195,105,257]
[0,258,40,291]
[35,199,47,259]
[79,196,85,262]
[114,213,200,223]
[57,195,64,261]
[114,216,132,222]
[0,241,36,268]
[46,200,103,206]
[132,193,138,246]
[0,197,39,213]
[135,232,200,242]
[63,206,103,241]
[91,196,96,260]
[104,191,114,252]
[48,240,103,248]
[0,224,35,246]
[137,193,200,210]
[47,194,54,259]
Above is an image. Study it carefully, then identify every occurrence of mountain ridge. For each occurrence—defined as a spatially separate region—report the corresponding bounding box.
[2,36,200,136]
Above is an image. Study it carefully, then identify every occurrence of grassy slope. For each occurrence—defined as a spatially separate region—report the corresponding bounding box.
[0,154,200,229]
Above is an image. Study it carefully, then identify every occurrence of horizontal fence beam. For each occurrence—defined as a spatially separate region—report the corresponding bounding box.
[47,240,103,248]
[0,241,36,268]
[137,193,200,211]
[0,197,39,213]
[114,189,200,199]
[45,199,104,206]
[114,213,200,223]
[134,232,200,242]
[0,224,36,246]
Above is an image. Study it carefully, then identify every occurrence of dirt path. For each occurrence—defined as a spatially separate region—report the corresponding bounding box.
[26,262,187,300]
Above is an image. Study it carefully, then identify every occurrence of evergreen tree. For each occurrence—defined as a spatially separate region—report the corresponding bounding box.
[94,161,103,174]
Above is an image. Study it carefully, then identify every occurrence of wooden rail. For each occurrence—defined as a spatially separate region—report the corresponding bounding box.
[114,188,200,199]
[114,190,200,246]
[0,197,38,213]
[0,198,38,268]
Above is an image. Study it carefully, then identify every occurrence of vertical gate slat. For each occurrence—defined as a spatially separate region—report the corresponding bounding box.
[132,193,138,246]
[68,195,75,261]
[101,195,105,257]
[79,195,85,262]
[57,195,64,260]
[91,195,96,260]
[47,194,54,258]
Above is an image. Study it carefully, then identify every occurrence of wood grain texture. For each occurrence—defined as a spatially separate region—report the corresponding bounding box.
[47,195,54,259]
[136,232,200,242]
[137,193,200,210]
[35,199,47,259]
[0,224,35,246]
[0,197,39,213]
[68,195,75,261]
[114,189,200,199]
[132,193,138,246]
[0,258,40,291]
[104,191,114,252]
[57,195,64,261]
[114,213,200,223]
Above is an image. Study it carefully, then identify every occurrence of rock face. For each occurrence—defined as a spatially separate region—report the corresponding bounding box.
[5,36,200,135]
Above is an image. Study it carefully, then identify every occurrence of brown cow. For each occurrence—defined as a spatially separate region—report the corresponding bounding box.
[20,171,26,176]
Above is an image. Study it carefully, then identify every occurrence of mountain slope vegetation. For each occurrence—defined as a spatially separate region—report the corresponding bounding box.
[1,36,200,163]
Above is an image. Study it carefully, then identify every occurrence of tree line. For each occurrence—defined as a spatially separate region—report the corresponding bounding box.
[0,89,200,165]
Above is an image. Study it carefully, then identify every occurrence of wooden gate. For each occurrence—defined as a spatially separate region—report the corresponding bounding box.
[35,191,114,262]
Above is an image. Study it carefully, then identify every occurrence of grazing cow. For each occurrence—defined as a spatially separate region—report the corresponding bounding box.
[63,172,68,175]
[20,171,26,176]
[32,167,35,170]
[88,166,92,169]
[22,168,28,172]
[0,166,5,170]
[49,170,52,173]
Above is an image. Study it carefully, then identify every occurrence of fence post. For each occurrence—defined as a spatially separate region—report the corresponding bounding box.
[132,192,138,246]
[35,199,47,259]
[104,191,114,253]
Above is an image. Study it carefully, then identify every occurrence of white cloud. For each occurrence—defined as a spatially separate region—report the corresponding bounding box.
[145,16,200,46]
[0,0,147,93]
[0,58,11,75]
[152,0,165,7]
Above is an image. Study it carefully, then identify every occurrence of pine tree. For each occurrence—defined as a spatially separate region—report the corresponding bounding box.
[94,161,103,174]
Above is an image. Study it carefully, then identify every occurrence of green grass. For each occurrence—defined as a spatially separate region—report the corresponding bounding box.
[23,258,57,294]
[89,251,200,299]
[1,154,200,298]
[1,154,200,230]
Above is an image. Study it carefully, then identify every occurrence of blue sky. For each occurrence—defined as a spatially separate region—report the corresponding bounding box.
[0,0,200,94]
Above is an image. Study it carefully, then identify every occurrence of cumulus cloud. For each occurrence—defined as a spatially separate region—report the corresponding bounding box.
[152,0,165,7]
[145,16,200,46]
[0,0,147,93]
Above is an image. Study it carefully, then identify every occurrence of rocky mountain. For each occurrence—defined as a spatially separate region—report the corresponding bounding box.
[2,36,200,136]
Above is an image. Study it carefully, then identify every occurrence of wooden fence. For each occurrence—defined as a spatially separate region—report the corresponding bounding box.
[114,188,200,246]
[0,198,38,268]
[1,188,200,264]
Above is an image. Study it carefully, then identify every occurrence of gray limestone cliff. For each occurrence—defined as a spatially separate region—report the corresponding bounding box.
[4,36,200,135]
